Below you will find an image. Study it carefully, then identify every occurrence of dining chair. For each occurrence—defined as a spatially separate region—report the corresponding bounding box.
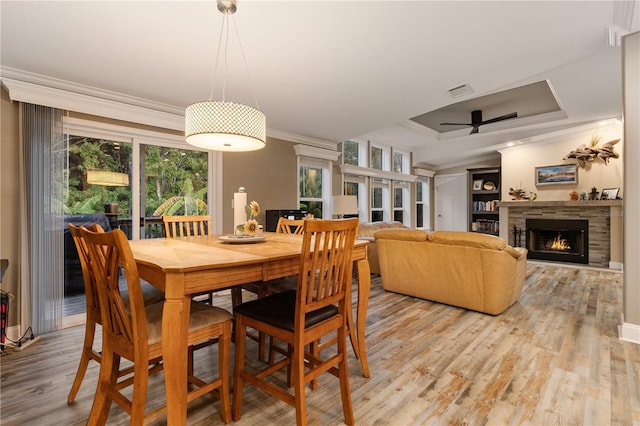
[162,215,237,305]
[162,214,212,238]
[66,223,165,404]
[79,226,233,425]
[237,217,305,360]
[233,218,359,426]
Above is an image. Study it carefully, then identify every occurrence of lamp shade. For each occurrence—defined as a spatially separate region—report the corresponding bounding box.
[332,195,358,216]
[86,170,129,187]
[185,100,266,152]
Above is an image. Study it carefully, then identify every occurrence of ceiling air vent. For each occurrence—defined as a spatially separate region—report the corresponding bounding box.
[447,83,473,98]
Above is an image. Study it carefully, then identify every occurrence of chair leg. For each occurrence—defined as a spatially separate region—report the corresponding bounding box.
[67,319,98,403]
[338,325,355,426]
[232,316,248,421]
[292,342,307,426]
[309,340,319,391]
[257,330,266,362]
[218,321,232,423]
[87,347,118,426]
[130,356,151,425]
[188,346,195,377]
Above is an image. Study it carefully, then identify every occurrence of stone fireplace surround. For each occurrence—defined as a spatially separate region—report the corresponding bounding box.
[498,200,623,269]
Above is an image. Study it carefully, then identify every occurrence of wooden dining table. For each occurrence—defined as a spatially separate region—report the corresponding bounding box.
[129,232,371,425]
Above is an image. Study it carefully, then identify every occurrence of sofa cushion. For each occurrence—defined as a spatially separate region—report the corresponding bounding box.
[357,221,406,238]
[374,228,429,242]
[428,230,506,250]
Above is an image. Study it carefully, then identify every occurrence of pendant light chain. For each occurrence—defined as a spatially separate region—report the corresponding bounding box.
[230,13,260,110]
[210,9,229,102]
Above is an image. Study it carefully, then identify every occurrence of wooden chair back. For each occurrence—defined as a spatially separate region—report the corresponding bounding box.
[163,215,212,238]
[276,217,305,235]
[79,227,146,351]
[296,218,359,318]
[68,223,105,326]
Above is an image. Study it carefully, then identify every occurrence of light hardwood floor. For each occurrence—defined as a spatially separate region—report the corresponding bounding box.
[1,263,639,425]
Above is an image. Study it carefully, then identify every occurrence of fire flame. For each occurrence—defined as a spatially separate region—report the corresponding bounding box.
[550,234,571,251]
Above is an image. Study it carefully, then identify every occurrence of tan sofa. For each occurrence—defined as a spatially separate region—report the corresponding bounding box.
[357,221,407,274]
[375,229,527,315]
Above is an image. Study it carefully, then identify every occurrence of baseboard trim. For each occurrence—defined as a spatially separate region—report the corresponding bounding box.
[619,314,640,344]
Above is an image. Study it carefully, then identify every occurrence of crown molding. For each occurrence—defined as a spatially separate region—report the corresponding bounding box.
[2,76,185,131]
[268,128,337,151]
[1,67,335,148]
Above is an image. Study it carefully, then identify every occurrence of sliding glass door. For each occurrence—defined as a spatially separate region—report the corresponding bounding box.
[62,119,215,322]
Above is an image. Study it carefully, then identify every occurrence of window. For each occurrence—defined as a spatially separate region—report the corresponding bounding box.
[139,145,209,239]
[343,140,359,166]
[344,174,366,221]
[393,181,410,224]
[295,146,339,220]
[371,178,389,222]
[66,136,133,218]
[338,141,430,227]
[370,146,383,170]
[416,178,430,229]
[300,164,325,218]
[393,152,403,174]
[392,150,410,174]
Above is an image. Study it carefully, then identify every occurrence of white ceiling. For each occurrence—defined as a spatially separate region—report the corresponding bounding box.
[1,1,638,170]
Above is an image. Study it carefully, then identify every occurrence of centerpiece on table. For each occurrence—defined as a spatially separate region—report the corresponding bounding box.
[235,200,260,237]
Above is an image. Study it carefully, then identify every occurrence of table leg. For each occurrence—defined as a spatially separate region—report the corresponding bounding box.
[355,258,371,378]
[163,295,191,425]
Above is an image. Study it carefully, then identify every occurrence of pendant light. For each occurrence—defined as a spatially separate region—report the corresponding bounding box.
[185,0,266,152]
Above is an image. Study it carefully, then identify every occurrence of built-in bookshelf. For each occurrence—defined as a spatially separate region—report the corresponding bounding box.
[468,167,501,235]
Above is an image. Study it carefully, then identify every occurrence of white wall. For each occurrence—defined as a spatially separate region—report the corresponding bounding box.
[500,122,624,201]
[621,31,640,340]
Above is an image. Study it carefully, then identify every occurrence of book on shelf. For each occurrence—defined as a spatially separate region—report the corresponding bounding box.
[472,200,500,212]
[472,219,499,234]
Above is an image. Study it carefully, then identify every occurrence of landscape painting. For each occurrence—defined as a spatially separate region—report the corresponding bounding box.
[535,164,578,186]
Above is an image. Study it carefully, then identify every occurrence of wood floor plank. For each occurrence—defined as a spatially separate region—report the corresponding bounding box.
[1,262,638,425]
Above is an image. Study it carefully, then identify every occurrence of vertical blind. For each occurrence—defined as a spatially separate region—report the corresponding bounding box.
[21,103,64,333]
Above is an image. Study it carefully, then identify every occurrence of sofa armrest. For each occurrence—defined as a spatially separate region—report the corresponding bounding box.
[504,245,527,259]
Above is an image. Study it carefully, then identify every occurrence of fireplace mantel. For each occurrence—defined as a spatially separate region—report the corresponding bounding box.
[498,200,623,208]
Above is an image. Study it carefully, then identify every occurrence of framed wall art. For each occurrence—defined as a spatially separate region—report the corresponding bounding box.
[535,164,578,186]
[601,188,620,200]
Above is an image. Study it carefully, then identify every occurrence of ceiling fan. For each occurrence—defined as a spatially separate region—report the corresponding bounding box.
[440,110,518,134]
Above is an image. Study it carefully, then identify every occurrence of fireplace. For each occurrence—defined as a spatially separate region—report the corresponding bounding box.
[526,219,588,264]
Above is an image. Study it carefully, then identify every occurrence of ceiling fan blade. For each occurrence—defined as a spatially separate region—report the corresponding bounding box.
[470,126,480,134]
[480,112,518,126]
[440,122,472,126]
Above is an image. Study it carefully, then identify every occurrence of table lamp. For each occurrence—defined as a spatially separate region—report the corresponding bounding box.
[332,195,358,219]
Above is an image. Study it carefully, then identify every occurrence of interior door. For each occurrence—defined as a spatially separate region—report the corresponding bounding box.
[434,173,468,231]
